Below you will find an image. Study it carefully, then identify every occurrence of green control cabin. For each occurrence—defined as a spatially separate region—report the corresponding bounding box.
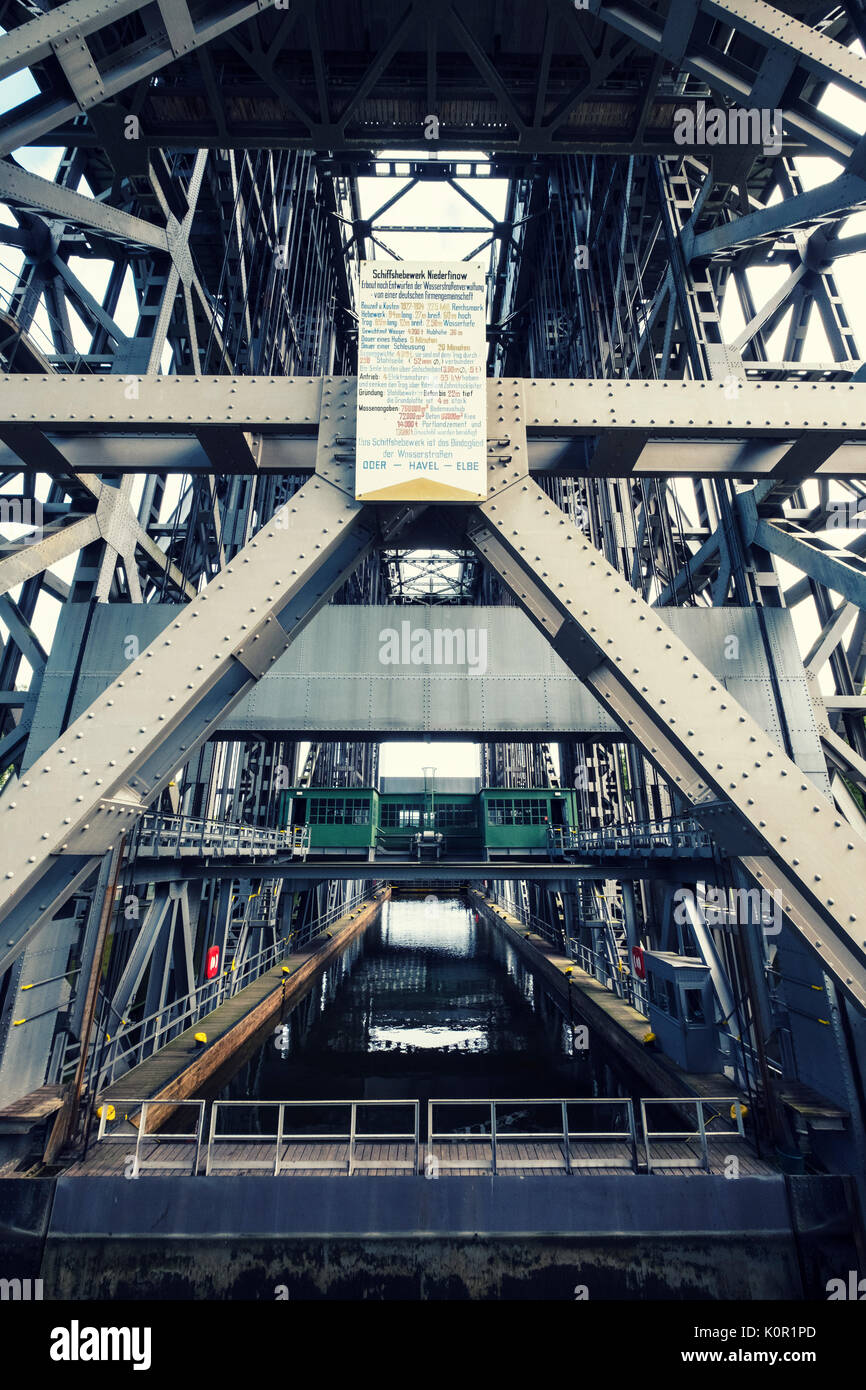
[479,788,576,857]
[278,780,579,859]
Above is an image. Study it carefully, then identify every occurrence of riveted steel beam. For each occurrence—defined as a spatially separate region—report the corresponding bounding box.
[1,377,866,479]
[0,161,169,253]
[467,395,866,1009]
[0,0,282,156]
[0,384,383,973]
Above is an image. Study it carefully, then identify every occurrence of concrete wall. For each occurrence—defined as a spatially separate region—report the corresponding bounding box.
[2,1173,860,1301]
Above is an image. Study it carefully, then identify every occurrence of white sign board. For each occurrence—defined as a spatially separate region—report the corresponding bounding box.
[355,262,487,502]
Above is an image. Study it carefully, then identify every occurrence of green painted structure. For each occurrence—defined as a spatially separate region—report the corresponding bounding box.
[278,787,579,858]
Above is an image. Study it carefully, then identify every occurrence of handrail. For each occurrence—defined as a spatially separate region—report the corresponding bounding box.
[484,888,649,1017]
[133,811,310,861]
[427,1097,638,1174]
[549,816,714,860]
[640,1097,746,1173]
[64,885,380,1090]
[568,938,649,1016]
[205,1099,420,1176]
[85,1095,757,1177]
[96,1098,205,1177]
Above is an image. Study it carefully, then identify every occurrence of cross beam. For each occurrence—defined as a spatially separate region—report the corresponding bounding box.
[2,377,866,479]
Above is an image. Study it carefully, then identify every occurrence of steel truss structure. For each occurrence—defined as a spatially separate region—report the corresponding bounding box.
[1,0,866,1185]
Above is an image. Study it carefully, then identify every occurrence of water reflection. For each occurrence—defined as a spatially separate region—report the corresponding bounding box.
[209,897,640,1110]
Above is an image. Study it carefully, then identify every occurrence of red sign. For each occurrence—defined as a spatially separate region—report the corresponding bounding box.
[206,945,220,980]
[631,946,645,980]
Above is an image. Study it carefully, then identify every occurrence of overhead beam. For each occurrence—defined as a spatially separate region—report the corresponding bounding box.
[0,378,863,482]
[31,603,801,747]
[2,373,864,439]
[125,859,695,887]
[0,0,283,156]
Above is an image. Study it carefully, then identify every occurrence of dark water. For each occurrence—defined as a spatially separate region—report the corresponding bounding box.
[202,898,644,1134]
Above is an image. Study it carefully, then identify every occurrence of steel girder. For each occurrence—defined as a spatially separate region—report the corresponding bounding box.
[0,150,238,385]
[689,175,866,261]
[0,0,861,161]
[31,602,815,748]
[0,511,98,598]
[590,0,866,165]
[466,383,866,1012]
[746,514,866,612]
[0,0,283,155]
[0,160,169,254]
[124,859,689,887]
[2,376,866,478]
[0,389,390,975]
[0,476,196,601]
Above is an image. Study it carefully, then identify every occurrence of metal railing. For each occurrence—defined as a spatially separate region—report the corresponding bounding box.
[134,812,310,860]
[375,828,415,855]
[64,886,379,1091]
[80,933,295,1089]
[640,1097,746,1173]
[486,890,568,948]
[83,1094,757,1177]
[205,1099,420,1175]
[568,938,649,1016]
[549,816,714,860]
[485,889,649,1016]
[427,1098,639,1174]
[95,1098,205,1177]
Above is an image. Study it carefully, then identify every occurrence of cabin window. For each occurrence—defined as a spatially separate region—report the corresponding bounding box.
[486,798,547,826]
[435,802,477,828]
[380,803,421,828]
[684,989,705,1024]
[308,797,371,825]
[648,973,679,1019]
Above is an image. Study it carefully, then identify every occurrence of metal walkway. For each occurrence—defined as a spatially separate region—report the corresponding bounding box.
[133,813,310,861]
[67,1095,775,1179]
[550,816,716,861]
